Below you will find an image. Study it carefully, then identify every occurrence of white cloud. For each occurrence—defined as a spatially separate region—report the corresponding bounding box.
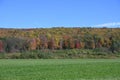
[93,22,120,28]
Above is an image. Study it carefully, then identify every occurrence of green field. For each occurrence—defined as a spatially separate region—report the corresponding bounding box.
[0,59,120,80]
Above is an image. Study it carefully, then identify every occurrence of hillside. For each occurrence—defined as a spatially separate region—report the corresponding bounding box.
[0,27,120,58]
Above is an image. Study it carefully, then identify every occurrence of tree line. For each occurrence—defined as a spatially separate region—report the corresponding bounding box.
[0,28,120,53]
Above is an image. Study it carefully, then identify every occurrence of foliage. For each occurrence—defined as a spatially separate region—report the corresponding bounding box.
[0,28,120,54]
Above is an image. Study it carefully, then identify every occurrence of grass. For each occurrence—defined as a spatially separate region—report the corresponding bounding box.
[0,59,120,80]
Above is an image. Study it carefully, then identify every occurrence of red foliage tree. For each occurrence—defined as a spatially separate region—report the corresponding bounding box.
[48,37,55,50]
[0,40,4,52]
[75,40,81,49]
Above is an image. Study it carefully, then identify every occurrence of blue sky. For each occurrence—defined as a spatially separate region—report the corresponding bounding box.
[0,0,120,28]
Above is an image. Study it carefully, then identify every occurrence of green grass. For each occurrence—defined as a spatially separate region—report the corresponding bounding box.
[0,59,120,80]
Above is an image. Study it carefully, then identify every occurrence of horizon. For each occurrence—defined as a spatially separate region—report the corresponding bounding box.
[0,26,120,29]
[0,0,120,28]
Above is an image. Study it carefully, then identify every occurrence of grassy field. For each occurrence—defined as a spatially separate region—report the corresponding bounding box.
[0,59,120,80]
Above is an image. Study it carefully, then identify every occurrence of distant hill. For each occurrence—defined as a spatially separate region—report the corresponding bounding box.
[0,27,120,53]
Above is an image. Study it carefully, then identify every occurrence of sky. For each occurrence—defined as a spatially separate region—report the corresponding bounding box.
[0,0,120,28]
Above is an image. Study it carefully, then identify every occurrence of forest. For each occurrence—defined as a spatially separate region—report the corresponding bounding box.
[0,27,120,58]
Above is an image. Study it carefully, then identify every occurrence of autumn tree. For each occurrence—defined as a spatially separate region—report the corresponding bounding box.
[48,37,55,50]
[28,38,37,50]
[0,40,4,52]
[4,37,25,52]
[110,39,120,53]
[39,35,48,50]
